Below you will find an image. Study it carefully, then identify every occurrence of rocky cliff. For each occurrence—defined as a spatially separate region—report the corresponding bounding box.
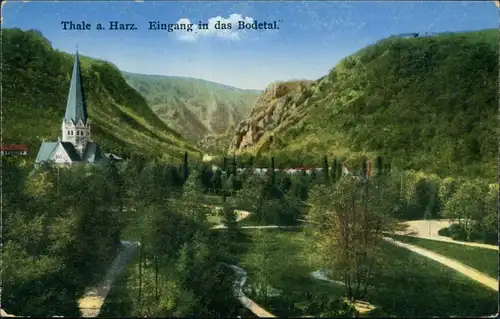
[229,80,313,153]
[228,29,498,178]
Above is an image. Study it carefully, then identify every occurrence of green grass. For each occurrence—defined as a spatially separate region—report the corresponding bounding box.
[200,194,225,206]
[232,29,498,178]
[236,229,347,317]
[3,28,200,160]
[207,213,223,227]
[368,242,497,317]
[390,235,499,278]
[99,243,250,318]
[234,229,498,318]
[97,252,139,317]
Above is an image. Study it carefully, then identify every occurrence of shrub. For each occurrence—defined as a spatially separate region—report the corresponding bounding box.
[437,227,451,237]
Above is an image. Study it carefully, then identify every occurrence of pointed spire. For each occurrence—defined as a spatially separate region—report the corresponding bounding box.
[64,50,88,124]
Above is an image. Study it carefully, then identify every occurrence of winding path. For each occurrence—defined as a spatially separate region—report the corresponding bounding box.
[383,237,498,291]
[0,241,140,318]
[396,219,498,251]
[225,264,276,318]
[310,270,345,286]
[78,241,140,317]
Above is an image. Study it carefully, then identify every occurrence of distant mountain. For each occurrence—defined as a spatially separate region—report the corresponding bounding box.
[230,29,498,178]
[122,72,260,152]
[3,28,201,160]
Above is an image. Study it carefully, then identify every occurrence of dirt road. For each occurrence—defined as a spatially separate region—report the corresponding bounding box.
[226,264,276,318]
[396,219,498,250]
[383,237,498,291]
[78,241,139,317]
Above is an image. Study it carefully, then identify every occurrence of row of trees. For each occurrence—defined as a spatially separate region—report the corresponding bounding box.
[204,152,496,245]
[94,153,242,317]
[204,153,496,304]
[2,158,122,317]
[2,154,244,317]
[4,149,496,316]
[304,168,498,303]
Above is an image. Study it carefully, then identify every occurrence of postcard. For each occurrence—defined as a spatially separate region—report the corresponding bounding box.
[1,1,498,318]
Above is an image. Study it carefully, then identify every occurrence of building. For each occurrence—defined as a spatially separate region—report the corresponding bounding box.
[1,144,28,156]
[35,51,119,165]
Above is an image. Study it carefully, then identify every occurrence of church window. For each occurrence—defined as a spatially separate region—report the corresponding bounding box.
[68,130,70,135]
[77,131,80,136]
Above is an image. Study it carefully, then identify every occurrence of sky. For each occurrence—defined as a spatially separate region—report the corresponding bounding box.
[3,1,499,90]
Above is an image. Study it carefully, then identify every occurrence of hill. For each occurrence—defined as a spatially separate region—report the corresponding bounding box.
[2,28,201,160]
[229,29,498,178]
[122,72,260,151]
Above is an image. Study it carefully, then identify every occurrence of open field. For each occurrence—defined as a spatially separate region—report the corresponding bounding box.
[396,220,499,250]
[236,229,346,317]
[233,229,498,318]
[390,234,499,278]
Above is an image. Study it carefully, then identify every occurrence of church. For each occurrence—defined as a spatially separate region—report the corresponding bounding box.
[35,51,120,165]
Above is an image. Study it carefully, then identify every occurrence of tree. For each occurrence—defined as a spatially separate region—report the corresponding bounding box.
[235,174,265,214]
[331,158,338,183]
[199,163,214,192]
[481,183,498,244]
[336,158,343,181]
[245,230,277,304]
[223,157,228,172]
[375,156,383,175]
[271,156,276,185]
[323,155,329,184]
[359,156,367,177]
[210,169,223,195]
[183,151,189,182]
[438,177,458,206]
[443,180,488,241]
[232,155,237,176]
[180,171,206,223]
[307,174,399,301]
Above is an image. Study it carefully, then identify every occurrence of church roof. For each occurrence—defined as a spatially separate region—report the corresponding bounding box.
[35,141,58,163]
[61,142,82,161]
[82,142,106,162]
[35,140,107,164]
[35,140,81,163]
[64,51,88,124]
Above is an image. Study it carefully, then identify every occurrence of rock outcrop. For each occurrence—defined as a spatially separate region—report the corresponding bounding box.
[229,80,313,153]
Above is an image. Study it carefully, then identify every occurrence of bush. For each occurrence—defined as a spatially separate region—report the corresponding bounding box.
[446,223,469,241]
[437,227,451,237]
[440,223,498,245]
[400,171,442,220]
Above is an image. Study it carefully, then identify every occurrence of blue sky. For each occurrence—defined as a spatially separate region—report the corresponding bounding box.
[3,1,498,90]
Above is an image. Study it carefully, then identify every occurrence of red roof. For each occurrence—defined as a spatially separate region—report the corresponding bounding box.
[1,144,28,151]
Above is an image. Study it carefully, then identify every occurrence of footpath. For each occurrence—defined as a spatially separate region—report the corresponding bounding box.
[78,241,139,317]
[383,237,498,291]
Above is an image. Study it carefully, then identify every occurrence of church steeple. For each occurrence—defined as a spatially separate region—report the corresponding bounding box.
[64,50,88,124]
[61,49,91,156]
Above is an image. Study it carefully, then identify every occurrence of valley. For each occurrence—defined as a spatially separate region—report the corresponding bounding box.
[2,28,201,161]
[122,72,260,152]
[2,4,498,318]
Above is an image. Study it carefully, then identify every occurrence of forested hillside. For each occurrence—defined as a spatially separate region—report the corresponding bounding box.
[122,72,259,150]
[2,28,201,160]
[230,29,498,179]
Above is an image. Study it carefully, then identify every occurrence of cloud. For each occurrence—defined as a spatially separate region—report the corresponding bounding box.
[175,13,254,42]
